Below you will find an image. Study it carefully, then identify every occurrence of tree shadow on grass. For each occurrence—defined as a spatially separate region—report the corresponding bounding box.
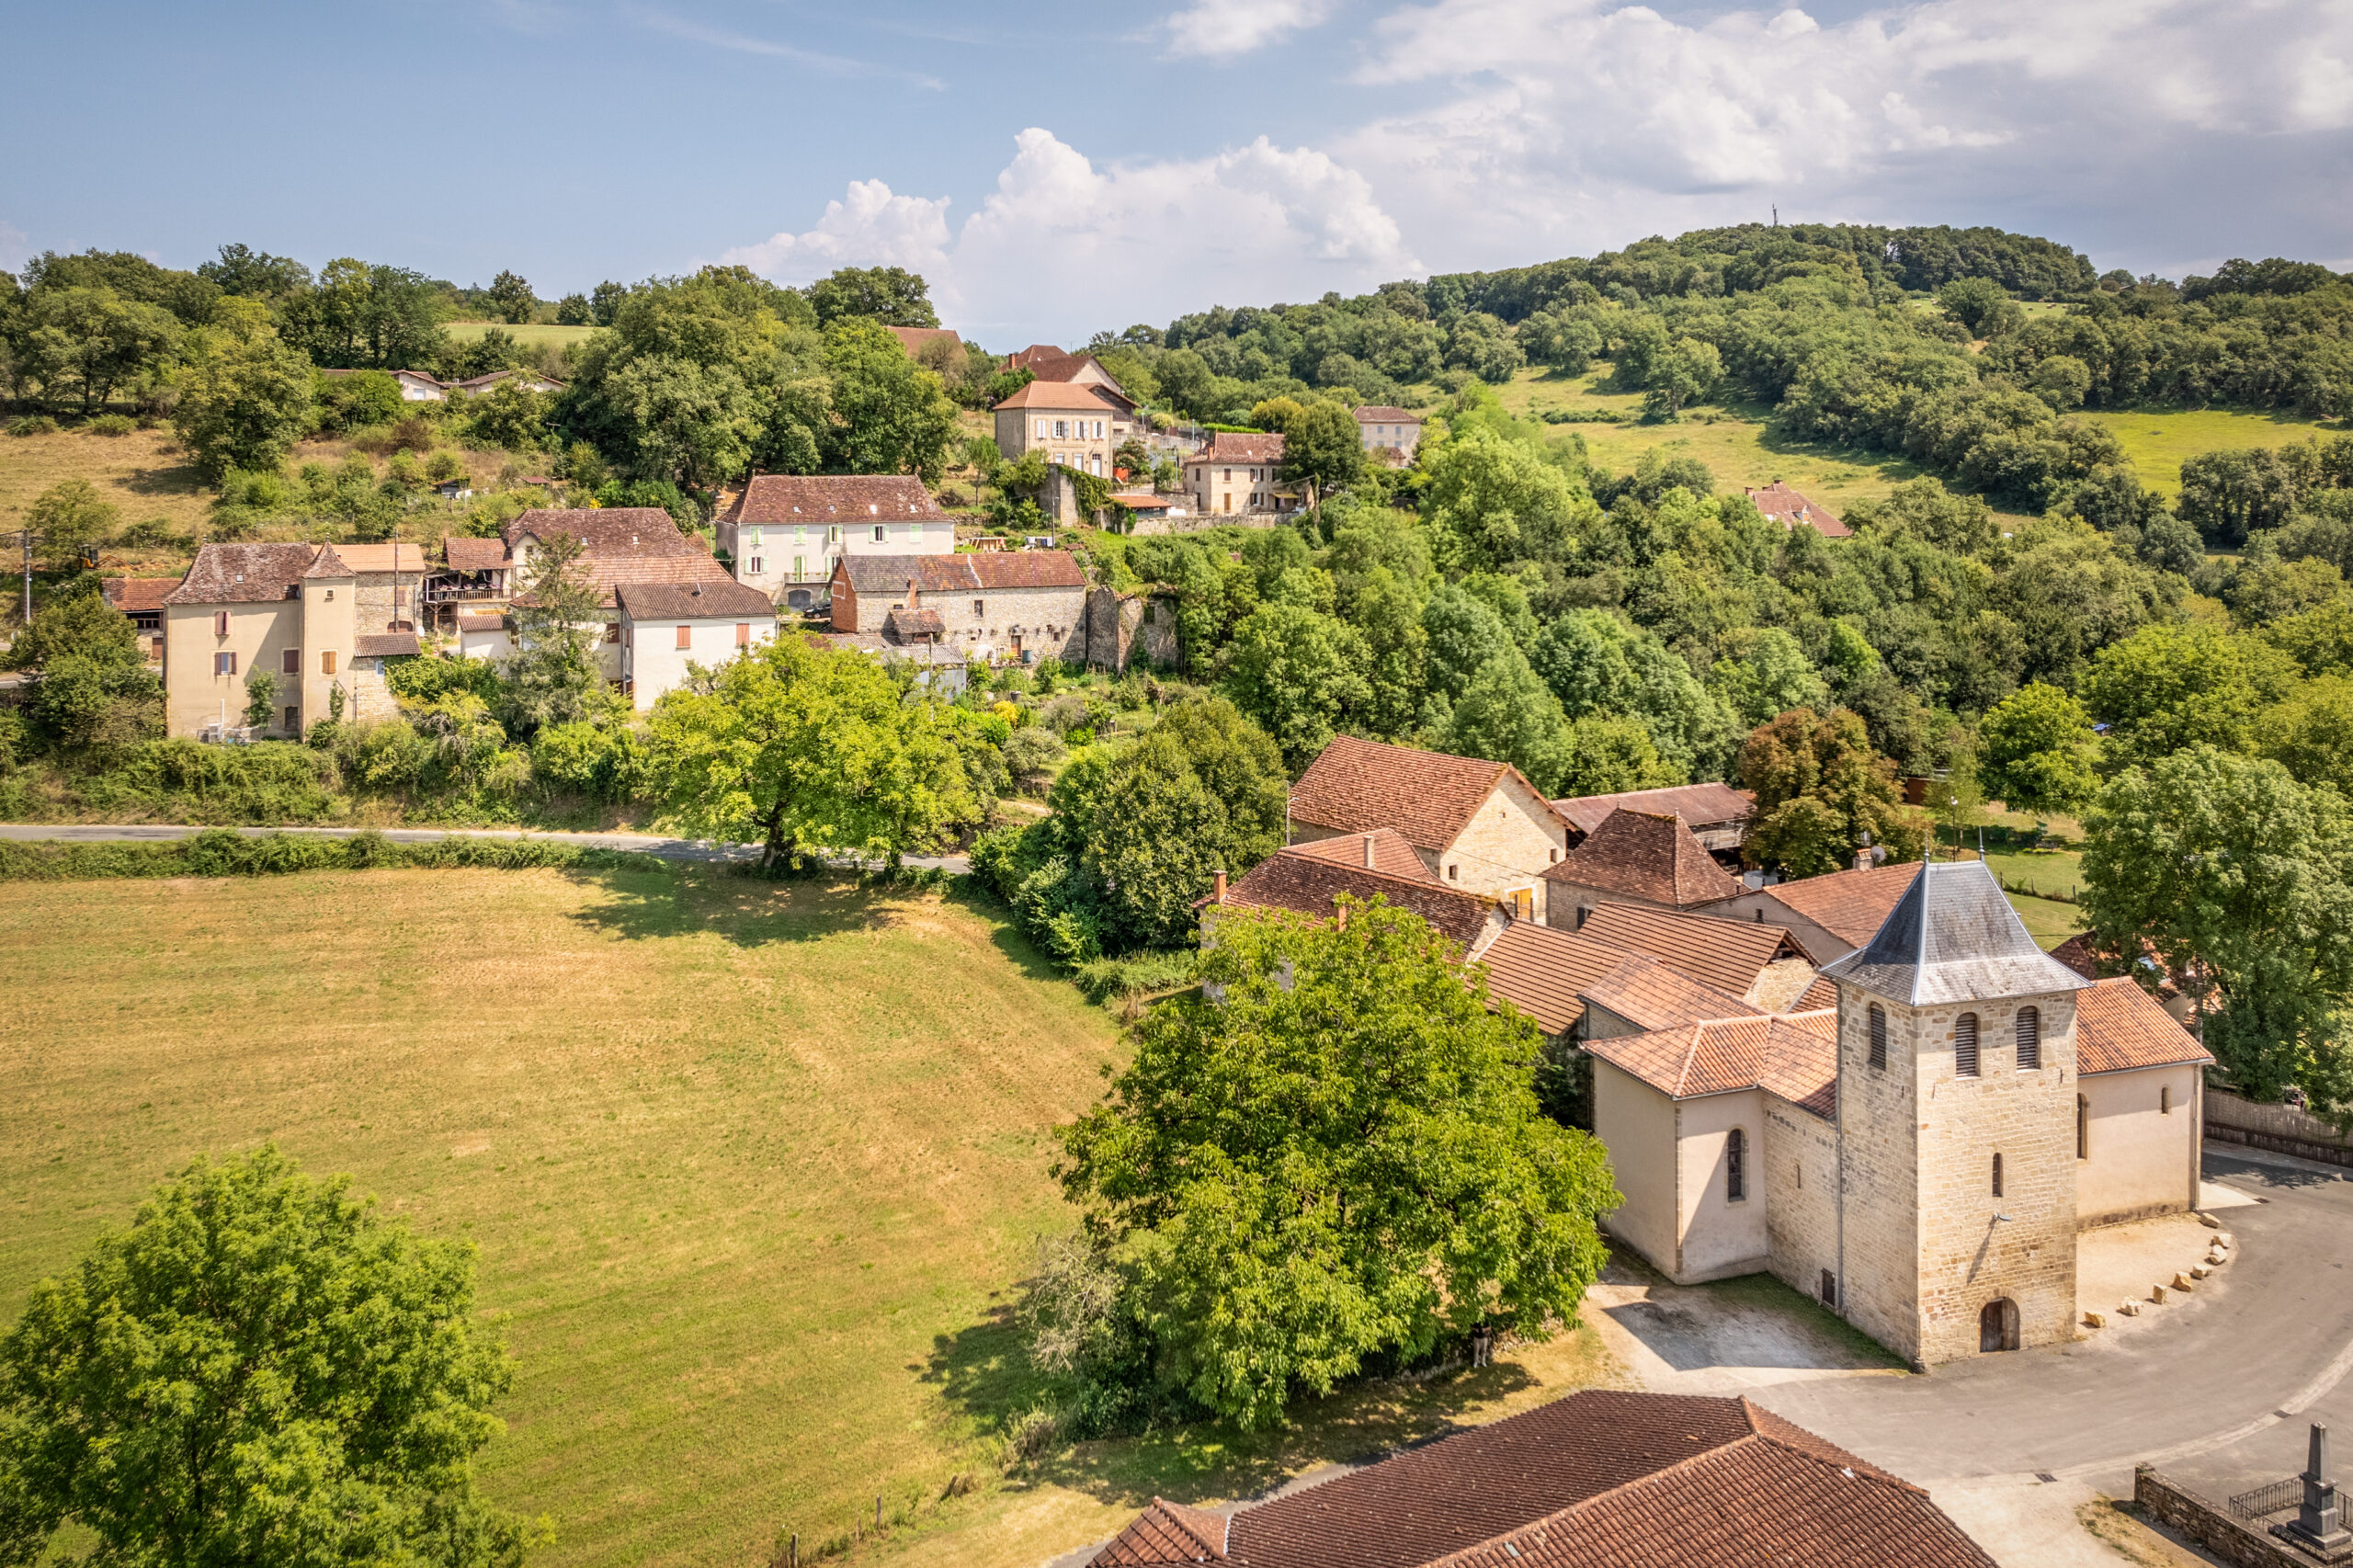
[563,863,907,948]
[120,459,210,501]
[921,1303,1538,1513]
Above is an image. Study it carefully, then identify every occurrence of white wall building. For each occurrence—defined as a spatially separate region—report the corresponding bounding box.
[717,474,953,613]
[616,578,779,710]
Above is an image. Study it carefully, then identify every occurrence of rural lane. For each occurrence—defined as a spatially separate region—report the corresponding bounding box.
[0,822,972,873]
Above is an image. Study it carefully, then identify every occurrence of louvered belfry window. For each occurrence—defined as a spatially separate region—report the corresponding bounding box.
[2017,1006,2042,1071]
[1955,1013,1980,1077]
[1867,1004,1887,1070]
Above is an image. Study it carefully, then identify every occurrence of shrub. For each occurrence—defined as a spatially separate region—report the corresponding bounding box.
[0,828,666,881]
[1064,726,1097,747]
[1039,693,1091,735]
[88,414,135,437]
[7,415,60,437]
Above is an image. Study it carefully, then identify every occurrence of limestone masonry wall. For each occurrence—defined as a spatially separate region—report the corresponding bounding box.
[1834,992,1925,1363]
[1764,1096,1840,1308]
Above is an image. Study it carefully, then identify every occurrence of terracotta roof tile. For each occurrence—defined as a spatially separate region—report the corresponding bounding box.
[1218,851,1498,950]
[1476,922,1643,1036]
[1745,481,1853,540]
[1285,829,1435,881]
[1579,959,1763,1034]
[972,550,1087,589]
[163,542,325,605]
[1552,782,1754,839]
[724,473,949,526]
[330,542,430,574]
[1090,1392,1990,1568]
[1351,405,1421,423]
[1199,431,1285,464]
[1575,902,1816,996]
[884,606,947,639]
[101,577,178,614]
[993,379,1124,412]
[353,632,420,657]
[441,536,510,571]
[616,578,777,619]
[1290,735,1557,856]
[1092,1498,1229,1566]
[1791,973,1841,1012]
[456,612,506,633]
[1763,861,1924,949]
[2076,978,2212,1074]
[886,325,961,357]
[1586,1011,1839,1118]
[1542,810,1743,907]
[503,509,726,608]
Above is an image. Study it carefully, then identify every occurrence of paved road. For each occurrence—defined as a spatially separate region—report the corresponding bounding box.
[0,822,971,874]
[1746,1148,2353,1499]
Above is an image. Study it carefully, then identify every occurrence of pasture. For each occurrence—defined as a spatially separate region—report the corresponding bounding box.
[447,320,604,350]
[0,866,1620,1568]
[0,425,212,546]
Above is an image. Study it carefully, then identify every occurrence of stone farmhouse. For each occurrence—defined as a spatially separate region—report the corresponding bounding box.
[993,380,1123,475]
[100,576,176,661]
[1004,345,1140,427]
[1087,1389,1995,1568]
[1288,736,1572,919]
[1350,403,1423,463]
[1199,829,1512,955]
[1185,431,1294,518]
[715,473,953,612]
[159,542,421,739]
[1586,858,2211,1366]
[824,551,1090,666]
[1543,808,1748,923]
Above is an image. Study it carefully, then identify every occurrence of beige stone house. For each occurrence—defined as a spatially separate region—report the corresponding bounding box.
[1186,431,1291,517]
[1542,809,1746,926]
[1585,858,2211,1366]
[161,542,415,738]
[992,380,1122,474]
[1004,346,1138,428]
[1351,403,1423,462]
[1288,735,1571,918]
[825,551,1090,665]
[716,473,953,612]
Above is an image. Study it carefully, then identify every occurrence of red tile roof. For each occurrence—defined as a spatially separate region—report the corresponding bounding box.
[1007,344,1068,368]
[1198,431,1285,464]
[1217,850,1499,951]
[1476,922,1645,1036]
[101,577,178,614]
[838,555,987,596]
[1792,974,1840,1012]
[1745,481,1853,539]
[456,612,506,633]
[1093,1498,1231,1566]
[2075,978,2212,1074]
[1552,782,1754,839]
[1580,958,1764,1034]
[1351,405,1421,424]
[1542,810,1743,907]
[993,379,1125,412]
[1764,861,1924,949]
[1575,902,1816,995]
[1284,829,1434,881]
[971,550,1087,589]
[163,542,331,605]
[1586,1011,1840,1119]
[503,508,727,608]
[441,536,510,572]
[886,325,961,357]
[330,542,430,574]
[1088,1391,1990,1568]
[1290,735,1559,856]
[723,473,949,525]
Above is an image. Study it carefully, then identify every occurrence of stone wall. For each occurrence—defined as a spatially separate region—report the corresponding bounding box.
[1763,1096,1842,1312]
[1834,991,1926,1362]
[353,574,419,633]
[1081,588,1180,671]
[2134,1468,2321,1568]
[1442,772,1567,911]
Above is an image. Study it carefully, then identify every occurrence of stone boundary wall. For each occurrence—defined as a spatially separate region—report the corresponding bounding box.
[2134,1466,2328,1568]
[2208,1089,2353,1169]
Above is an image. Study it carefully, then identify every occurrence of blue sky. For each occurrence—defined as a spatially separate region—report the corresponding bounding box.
[6,0,2349,347]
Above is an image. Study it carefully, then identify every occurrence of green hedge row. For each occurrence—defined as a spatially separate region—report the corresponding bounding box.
[0,830,670,881]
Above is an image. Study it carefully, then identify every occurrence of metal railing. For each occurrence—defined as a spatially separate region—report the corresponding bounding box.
[2228,1477,2302,1522]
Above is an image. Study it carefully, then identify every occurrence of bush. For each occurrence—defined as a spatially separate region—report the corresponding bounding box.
[88,414,135,437]
[8,415,60,437]
[0,828,667,881]
[529,721,642,800]
[59,739,343,823]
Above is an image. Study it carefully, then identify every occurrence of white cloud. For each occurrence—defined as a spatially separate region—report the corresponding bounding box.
[1339,0,2353,267]
[724,129,1414,343]
[1163,0,1342,58]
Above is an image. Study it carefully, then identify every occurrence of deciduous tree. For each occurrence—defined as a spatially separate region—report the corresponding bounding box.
[171,335,314,482]
[1739,707,1924,875]
[1978,681,2100,815]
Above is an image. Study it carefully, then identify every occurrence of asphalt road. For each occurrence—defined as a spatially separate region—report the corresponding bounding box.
[1749,1148,2353,1499]
[0,822,972,873]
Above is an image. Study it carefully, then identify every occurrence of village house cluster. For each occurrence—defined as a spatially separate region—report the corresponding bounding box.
[1202,733,2211,1369]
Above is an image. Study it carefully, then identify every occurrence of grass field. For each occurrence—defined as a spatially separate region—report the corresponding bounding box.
[2079,405,2337,495]
[0,426,213,542]
[447,320,603,350]
[0,868,1624,1568]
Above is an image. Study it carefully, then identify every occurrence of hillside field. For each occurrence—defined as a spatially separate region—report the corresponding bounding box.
[0,868,1619,1568]
[447,320,604,350]
[0,426,212,543]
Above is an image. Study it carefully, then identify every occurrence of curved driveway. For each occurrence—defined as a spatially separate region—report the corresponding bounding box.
[1749,1149,2353,1499]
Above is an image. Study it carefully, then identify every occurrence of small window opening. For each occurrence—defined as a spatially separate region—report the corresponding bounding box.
[2017,1006,2041,1070]
[1955,1012,1979,1077]
[1726,1129,1746,1203]
[1992,1152,2004,1198]
[2077,1095,2089,1159]
[1820,1270,1837,1307]
[1868,1004,1887,1070]
[2161,1085,2172,1115]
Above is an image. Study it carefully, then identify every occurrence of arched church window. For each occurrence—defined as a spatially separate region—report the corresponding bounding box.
[1868,1004,1887,1070]
[1954,1013,1979,1077]
[2017,1006,2041,1070]
[1726,1129,1746,1202]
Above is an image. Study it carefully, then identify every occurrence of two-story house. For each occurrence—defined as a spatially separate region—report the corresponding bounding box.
[716,474,953,612]
[1352,404,1423,462]
[992,381,1123,475]
[825,551,1089,665]
[615,577,779,710]
[161,542,414,738]
[1186,431,1290,517]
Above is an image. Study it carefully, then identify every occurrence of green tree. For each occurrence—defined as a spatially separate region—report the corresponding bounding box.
[821,318,960,483]
[1437,653,1577,794]
[278,259,448,371]
[646,632,972,869]
[1740,707,1924,875]
[15,286,183,413]
[2079,622,2301,769]
[1979,681,2100,815]
[4,586,138,671]
[805,266,939,328]
[500,532,609,736]
[1221,602,1371,768]
[2260,675,2353,794]
[2081,748,2353,1110]
[0,1146,538,1568]
[1708,627,1828,727]
[172,335,315,482]
[588,280,626,325]
[1053,901,1616,1430]
[1938,276,2011,335]
[553,292,591,326]
[25,478,119,570]
[1422,426,1591,573]
[243,666,278,728]
[1641,335,1721,419]
[487,270,537,324]
[1273,400,1366,516]
[466,380,547,452]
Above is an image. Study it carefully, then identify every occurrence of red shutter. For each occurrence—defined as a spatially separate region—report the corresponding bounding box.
[675,624,691,650]
[214,610,229,636]
[735,622,750,646]
[282,648,300,675]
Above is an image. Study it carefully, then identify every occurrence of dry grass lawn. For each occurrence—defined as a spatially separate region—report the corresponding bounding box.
[0,426,213,543]
[0,867,1628,1568]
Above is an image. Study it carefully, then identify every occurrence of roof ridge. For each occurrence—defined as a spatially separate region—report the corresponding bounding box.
[1738,1398,1925,1494]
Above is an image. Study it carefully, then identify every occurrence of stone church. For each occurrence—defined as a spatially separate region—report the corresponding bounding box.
[1586,858,2211,1367]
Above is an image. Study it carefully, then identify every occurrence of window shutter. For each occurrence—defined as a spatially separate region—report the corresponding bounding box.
[321,650,336,676]
[675,624,691,650]
[2016,1006,2041,1070]
[1867,1004,1887,1069]
[282,648,300,676]
[1954,1013,1979,1077]
[214,610,229,636]
[735,622,750,646]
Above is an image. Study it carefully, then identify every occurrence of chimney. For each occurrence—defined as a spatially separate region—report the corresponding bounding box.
[1211,869,1227,903]
[906,577,919,608]
[1362,834,1376,869]
[1853,849,1874,872]
[1333,896,1349,932]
